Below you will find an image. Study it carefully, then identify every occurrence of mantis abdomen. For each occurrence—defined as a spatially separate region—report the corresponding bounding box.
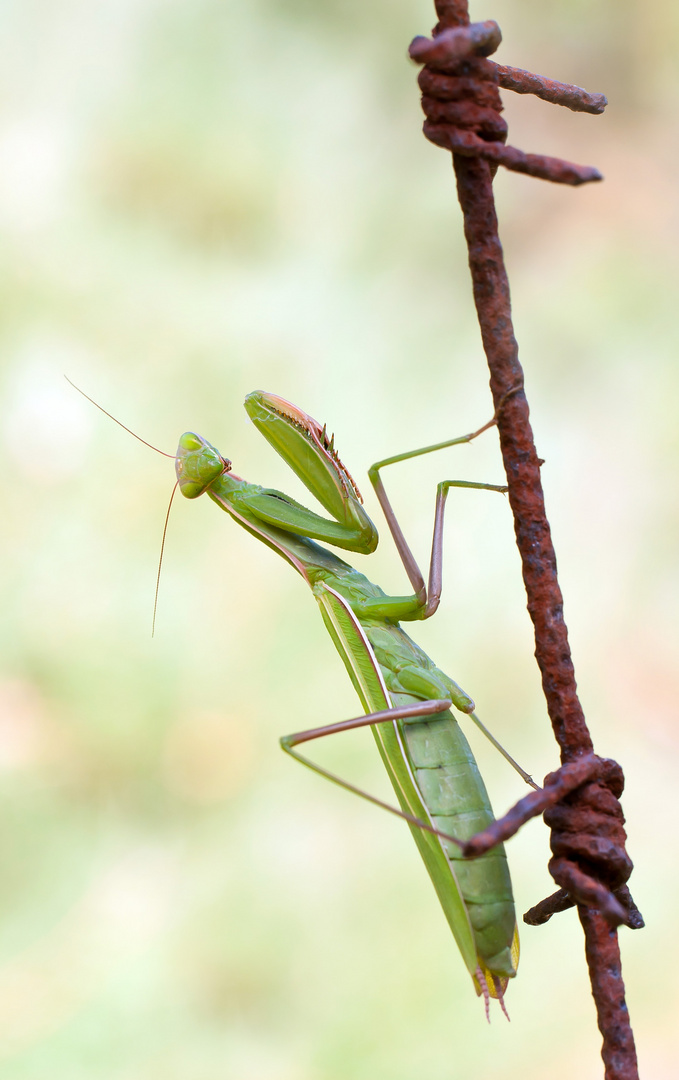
[313,579,518,998]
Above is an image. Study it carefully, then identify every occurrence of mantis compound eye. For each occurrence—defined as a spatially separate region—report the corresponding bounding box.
[178,432,203,452]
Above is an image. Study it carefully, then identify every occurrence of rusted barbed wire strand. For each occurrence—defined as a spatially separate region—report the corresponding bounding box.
[410,3,640,1078]
[495,64,608,114]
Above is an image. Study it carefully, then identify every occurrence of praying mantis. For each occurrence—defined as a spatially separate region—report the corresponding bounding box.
[72,379,535,1016]
[172,390,536,1016]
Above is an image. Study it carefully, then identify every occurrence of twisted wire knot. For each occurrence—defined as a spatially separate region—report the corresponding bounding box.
[409,20,604,186]
[540,757,643,930]
[462,754,643,929]
[420,59,508,149]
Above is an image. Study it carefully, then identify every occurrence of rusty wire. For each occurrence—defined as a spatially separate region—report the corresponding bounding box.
[409,3,642,1077]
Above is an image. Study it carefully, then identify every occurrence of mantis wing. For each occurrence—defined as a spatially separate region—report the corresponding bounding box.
[313,581,481,983]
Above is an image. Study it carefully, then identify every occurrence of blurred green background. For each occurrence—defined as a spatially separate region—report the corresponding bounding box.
[1,1,677,1076]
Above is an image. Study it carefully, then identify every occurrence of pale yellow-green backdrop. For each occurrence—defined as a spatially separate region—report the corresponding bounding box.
[1,1,677,1077]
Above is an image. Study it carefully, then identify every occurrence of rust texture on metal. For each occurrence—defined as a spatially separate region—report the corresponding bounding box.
[495,63,608,114]
[409,20,502,65]
[431,126,602,184]
[525,883,644,931]
[411,25,602,184]
[523,886,578,924]
[412,4,640,1078]
[462,755,601,855]
[580,906,640,1078]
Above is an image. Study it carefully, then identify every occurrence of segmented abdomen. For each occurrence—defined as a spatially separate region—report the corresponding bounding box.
[403,712,515,974]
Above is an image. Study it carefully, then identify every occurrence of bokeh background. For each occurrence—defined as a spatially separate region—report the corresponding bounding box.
[2,1,677,1077]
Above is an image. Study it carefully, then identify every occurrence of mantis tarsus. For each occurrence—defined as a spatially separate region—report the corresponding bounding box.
[171,391,536,1016]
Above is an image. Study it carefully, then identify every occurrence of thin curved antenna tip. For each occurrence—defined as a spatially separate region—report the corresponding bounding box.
[64,375,176,459]
[152,480,179,638]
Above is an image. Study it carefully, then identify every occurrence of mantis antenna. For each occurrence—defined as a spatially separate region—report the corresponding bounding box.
[64,376,176,459]
[65,376,179,634]
[152,481,179,637]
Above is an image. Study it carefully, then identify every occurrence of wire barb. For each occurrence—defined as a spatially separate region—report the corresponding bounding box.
[415,3,639,1074]
[495,64,607,114]
[409,19,605,187]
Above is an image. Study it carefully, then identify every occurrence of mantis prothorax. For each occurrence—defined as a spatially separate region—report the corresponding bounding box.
[170,391,536,1017]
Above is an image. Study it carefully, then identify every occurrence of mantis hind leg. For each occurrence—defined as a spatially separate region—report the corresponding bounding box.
[280,698,467,849]
[468,711,538,789]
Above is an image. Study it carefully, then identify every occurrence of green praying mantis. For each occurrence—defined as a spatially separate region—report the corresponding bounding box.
[174,390,538,1017]
[74,382,536,1017]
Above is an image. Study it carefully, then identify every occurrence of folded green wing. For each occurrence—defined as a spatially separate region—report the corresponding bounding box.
[312,581,479,981]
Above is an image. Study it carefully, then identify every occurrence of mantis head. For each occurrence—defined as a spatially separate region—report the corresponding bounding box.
[175,432,232,498]
[244,391,370,531]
